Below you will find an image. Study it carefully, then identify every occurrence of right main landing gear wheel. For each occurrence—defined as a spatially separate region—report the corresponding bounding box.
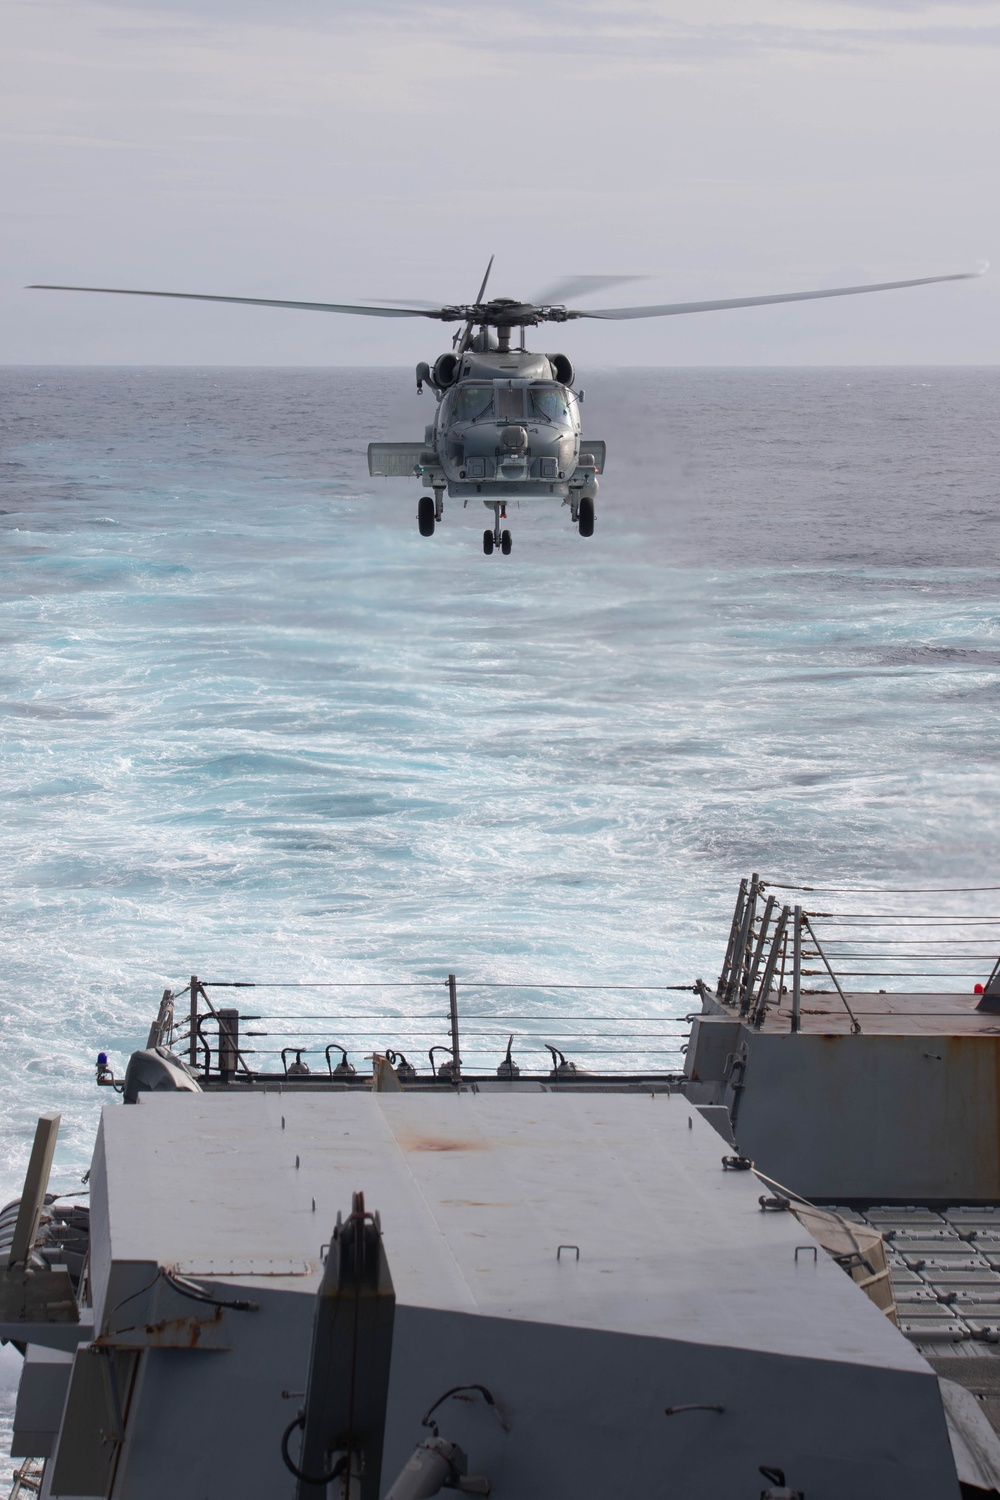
[418,494,435,537]
[500,530,512,556]
[578,494,595,538]
[483,529,494,555]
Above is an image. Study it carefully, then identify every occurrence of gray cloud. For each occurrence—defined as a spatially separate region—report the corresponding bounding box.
[497,22,1000,57]
[69,0,1000,54]
[832,0,1000,8]
[4,0,995,365]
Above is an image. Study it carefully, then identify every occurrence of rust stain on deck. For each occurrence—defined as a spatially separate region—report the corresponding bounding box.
[403,1135,487,1153]
[439,1198,509,1207]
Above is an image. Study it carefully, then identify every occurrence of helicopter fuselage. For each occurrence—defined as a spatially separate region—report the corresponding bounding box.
[367,339,602,552]
[425,348,597,504]
[368,342,605,552]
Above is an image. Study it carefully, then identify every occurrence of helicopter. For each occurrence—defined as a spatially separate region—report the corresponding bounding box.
[31,258,983,556]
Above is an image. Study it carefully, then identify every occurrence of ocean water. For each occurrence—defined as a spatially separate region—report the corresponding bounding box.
[1,365,1000,1465]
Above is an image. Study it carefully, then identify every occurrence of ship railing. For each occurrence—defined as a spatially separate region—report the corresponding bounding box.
[6,1458,43,1499]
[146,988,175,1049]
[715,873,1000,1034]
[156,974,697,1084]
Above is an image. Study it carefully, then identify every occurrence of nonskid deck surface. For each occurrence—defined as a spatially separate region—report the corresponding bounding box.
[92,1090,921,1368]
[195,1073,685,1092]
[759,990,1000,1035]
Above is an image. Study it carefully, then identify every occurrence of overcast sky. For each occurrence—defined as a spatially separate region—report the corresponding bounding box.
[4,0,998,364]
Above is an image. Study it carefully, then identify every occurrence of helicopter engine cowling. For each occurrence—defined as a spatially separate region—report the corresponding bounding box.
[433,352,459,389]
[547,353,575,387]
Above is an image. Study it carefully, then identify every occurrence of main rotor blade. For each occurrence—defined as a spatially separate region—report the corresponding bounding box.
[363,297,444,309]
[474,255,495,306]
[454,255,496,358]
[27,285,454,319]
[571,267,986,320]
[532,273,648,305]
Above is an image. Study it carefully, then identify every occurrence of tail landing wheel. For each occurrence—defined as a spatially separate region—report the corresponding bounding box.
[418,494,435,537]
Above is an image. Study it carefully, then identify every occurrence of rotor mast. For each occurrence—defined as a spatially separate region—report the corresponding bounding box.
[455,255,495,358]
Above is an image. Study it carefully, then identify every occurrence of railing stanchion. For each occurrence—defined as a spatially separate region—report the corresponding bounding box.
[718,878,748,997]
[791,910,801,1034]
[189,974,199,1067]
[218,1009,239,1081]
[741,893,775,1016]
[725,872,759,1007]
[749,903,789,1027]
[448,973,461,1082]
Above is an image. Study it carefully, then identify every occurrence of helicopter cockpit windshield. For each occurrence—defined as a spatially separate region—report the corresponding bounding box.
[529,384,573,427]
[446,383,494,423]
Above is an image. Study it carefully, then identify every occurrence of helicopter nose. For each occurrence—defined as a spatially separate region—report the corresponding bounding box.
[500,425,528,453]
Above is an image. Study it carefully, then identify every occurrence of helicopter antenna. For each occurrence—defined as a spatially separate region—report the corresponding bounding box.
[455,254,495,355]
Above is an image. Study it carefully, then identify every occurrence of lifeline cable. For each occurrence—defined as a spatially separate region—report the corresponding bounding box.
[767,882,1000,894]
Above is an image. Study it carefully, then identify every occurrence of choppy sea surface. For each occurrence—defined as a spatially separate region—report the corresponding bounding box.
[1,365,999,1462]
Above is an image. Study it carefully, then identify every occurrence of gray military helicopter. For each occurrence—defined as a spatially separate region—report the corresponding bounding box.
[32,258,982,555]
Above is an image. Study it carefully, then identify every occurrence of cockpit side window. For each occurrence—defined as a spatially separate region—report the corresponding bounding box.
[447,384,494,423]
[529,384,572,426]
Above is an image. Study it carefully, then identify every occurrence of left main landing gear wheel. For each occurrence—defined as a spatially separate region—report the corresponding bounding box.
[483,529,494,555]
[418,494,435,537]
[500,530,512,556]
[578,494,595,538]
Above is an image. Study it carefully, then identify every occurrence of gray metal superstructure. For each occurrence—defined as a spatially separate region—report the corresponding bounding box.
[1,1090,963,1499]
[5,879,1000,1496]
